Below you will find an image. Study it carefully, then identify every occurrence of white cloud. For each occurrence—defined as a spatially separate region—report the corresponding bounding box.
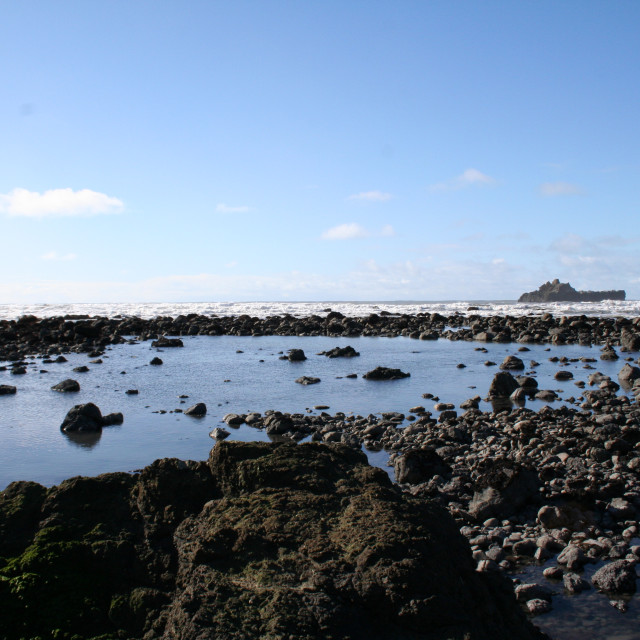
[215,203,251,213]
[429,168,496,192]
[0,188,123,218]
[539,182,584,196]
[321,223,395,240]
[322,223,369,240]
[41,252,77,261]
[347,191,393,202]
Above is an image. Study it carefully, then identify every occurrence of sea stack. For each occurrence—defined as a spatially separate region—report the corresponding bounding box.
[518,279,625,303]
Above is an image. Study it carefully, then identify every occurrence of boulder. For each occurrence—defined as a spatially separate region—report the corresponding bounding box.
[489,371,519,398]
[51,378,80,392]
[592,560,638,594]
[618,363,640,387]
[150,357,163,365]
[286,349,306,361]
[0,384,17,395]
[60,403,105,432]
[295,376,320,385]
[185,403,207,417]
[363,366,410,380]
[318,345,360,358]
[500,356,525,371]
[394,449,452,484]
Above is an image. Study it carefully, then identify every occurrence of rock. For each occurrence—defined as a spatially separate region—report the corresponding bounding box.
[618,363,640,386]
[102,412,124,426]
[363,366,410,380]
[125,389,139,395]
[263,412,294,434]
[223,413,244,427]
[286,348,306,361]
[535,390,557,402]
[150,357,163,365]
[51,378,80,392]
[185,403,207,417]
[151,336,184,348]
[518,279,625,303]
[621,329,640,351]
[0,384,17,395]
[210,427,230,440]
[489,371,519,397]
[563,573,591,594]
[295,376,320,385]
[515,583,553,602]
[554,370,573,380]
[469,461,540,521]
[60,402,104,432]
[394,449,452,484]
[557,545,588,571]
[500,355,525,371]
[318,345,360,358]
[73,365,90,373]
[525,599,552,615]
[592,560,638,594]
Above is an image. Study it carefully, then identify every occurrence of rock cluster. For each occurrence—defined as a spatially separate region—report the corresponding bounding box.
[2,311,640,362]
[0,442,546,640]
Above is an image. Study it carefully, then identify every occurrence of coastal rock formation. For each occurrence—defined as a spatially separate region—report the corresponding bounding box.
[518,279,626,303]
[0,442,546,640]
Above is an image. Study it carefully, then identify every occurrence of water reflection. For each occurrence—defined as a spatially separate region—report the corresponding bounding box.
[62,429,102,449]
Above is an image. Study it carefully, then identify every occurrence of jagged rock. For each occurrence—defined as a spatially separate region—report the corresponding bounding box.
[318,345,360,358]
[518,279,625,303]
[286,348,307,361]
[363,366,410,380]
[0,442,548,639]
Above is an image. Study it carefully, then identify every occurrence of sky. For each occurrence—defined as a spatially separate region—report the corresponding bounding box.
[1,0,639,303]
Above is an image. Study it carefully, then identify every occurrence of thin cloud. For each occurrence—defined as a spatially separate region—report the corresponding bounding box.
[429,168,496,192]
[347,191,393,202]
[215,203,251,213]
[322,223,369,240]
[0,188,124,218]
[321,223,395,240]
[539,182,584,196]
[41,251,77,261]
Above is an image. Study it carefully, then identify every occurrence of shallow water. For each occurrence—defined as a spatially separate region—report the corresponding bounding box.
[0,334,630,488]
[0,333,638,640]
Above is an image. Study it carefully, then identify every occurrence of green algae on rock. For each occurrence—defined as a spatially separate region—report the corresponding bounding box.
[0,442,547,640]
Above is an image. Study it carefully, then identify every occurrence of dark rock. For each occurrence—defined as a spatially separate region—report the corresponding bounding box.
[618,363,640,386]
[363,366,410,380]
[394,449,452,484]
[125,389,139,395]
[51,378,80,392]
[151,336,184,348]
[60,402,104,432]
[295,376,320,385]
[209,427,230,440]
[489,371,519,398]
[318,345,360,358]
[150,357,163,365]
[0,384,17,395]
[73,365,90,373]
[184,403,207,417]
[500,355,525,371]
[102,412,124,426]
[286,348,307,361]
[518,279,625,303]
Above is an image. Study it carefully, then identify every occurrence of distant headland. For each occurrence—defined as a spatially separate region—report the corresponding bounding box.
[518,279,626,303]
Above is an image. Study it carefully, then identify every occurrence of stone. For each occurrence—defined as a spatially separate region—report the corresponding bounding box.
[185,403,207,417]
[295,376,320,385]
[0,384,17,395]
[489,371,519,397]
[151,336,184,348]
[394,449,452,484]
[563,572,590,594]
[286,348,307,361]
[318,345,360,358]
[60,402,104,432]
[51,378,80,392]
[150,357,163,365]
[210,428,230,440]
[223,413,244,426]
[592,560,638,594]
[500,356,525,371]
[557,545,588,571]
[363,366,410,380]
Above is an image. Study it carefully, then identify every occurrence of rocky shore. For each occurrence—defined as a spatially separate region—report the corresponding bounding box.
[1,311,640,637]
[2,310,640,362]
[0,441,547,640]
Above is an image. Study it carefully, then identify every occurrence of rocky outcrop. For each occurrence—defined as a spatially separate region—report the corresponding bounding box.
[0,442,546,640]
[518,279,625,303]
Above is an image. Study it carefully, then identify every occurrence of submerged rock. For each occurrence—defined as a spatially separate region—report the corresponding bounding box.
[363,366,410,380]
[51,378,80,392]
[0,442,547,640]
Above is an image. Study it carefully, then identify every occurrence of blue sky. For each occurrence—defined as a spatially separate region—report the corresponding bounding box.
[1,0,639,303]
